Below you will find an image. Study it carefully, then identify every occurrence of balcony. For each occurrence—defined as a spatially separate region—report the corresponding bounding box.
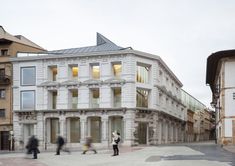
[0,75,11,85]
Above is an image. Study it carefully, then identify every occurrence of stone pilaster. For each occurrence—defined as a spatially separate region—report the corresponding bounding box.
[80,115,87,144]
[101,116,109,146]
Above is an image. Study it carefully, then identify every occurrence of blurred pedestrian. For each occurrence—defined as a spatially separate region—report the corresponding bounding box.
[26,135,40,159]
[55,135,70,155]
[82,136,97,154]
[111,131,120,156]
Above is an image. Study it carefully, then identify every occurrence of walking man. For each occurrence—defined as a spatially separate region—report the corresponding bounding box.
[55,135,70,155]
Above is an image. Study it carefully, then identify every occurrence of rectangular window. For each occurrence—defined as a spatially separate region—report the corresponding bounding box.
[0,68,5,77]
[90,89,99,108]
[48,66,57,81]
[113,87,121,107]
[0,89,6,99]
[21,91,35,110]
[51,118,59,143]
[69,65,78,80]
[112,63,121,78]
[71,90,78,109]
[70,118,80,143]
[0,109,5,117]
[21,67,36,86]
[233,92,235,100]
[136,64,150,83]
[1,49,8,56]
[52,91,57,109]
[91,64,100,79]
[136,89,149,108]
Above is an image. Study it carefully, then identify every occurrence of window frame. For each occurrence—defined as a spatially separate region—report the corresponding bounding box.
[0,109,5,118]
[112,62,122,78]
[136,62,151,84]
[90,63,100,79]
[21,66,36,86]
[90,88,100,108]
[0,49,8,56]
[0,89,6,99]
[136,88,149,108]
[20,90,35,110]
[69,64,79,80]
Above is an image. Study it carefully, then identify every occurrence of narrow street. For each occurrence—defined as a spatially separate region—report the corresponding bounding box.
[0,142,234,166]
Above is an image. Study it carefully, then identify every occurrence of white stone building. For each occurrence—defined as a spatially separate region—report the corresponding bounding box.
[12,33,186,150]
[206,50,235,145]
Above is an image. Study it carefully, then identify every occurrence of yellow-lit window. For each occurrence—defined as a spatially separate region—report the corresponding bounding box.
[49,66,57,81]
[91,64,100,79]
[136,64,150,84]
[70,66,78,80]
[112,63,121,78]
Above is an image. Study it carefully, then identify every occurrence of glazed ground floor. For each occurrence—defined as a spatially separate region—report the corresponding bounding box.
[13,109,186,150]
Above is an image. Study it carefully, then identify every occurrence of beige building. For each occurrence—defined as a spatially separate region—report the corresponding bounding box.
[0,26,44,150]
[206,50,235,145]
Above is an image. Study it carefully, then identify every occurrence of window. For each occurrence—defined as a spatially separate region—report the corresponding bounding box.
[52,91,57,109]
[136,89,149,108]
[21,91,35,110]
[0,109,5,117]
[48,66,57,81]
[90,89,99,108]
[136,64,150,83]
[89,117,101,143]
[50,118,59,143]
[112,63,121,78]
[1,49,8,56]
[21,67,36,86]
[0,89,6,99]
[91,64,100,79]
[70,118,80,143]
[113,88,121,107]
[69,65,78,80]
[0,68,5,76]
[71,90,78,109]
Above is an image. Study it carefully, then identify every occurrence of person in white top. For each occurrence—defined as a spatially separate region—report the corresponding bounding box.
[111,131,120,156]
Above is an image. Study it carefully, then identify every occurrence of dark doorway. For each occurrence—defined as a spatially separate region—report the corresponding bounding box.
[138,122,147,144]
[1,131,9,150]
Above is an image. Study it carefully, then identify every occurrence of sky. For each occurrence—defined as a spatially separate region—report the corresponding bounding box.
[1,0,235,108]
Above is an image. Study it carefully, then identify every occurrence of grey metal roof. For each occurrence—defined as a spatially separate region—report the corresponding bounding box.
[48,33,124,54]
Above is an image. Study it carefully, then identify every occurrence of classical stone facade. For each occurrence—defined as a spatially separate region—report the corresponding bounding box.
[12,33,186,150]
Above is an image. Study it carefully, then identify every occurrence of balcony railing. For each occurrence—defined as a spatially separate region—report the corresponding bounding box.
[0,75,11,85]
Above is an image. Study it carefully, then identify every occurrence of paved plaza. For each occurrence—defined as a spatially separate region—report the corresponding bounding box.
[0,142,234,166]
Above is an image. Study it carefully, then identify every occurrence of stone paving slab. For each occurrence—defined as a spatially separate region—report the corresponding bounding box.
[0,157,47,166]
[0,143,234,166]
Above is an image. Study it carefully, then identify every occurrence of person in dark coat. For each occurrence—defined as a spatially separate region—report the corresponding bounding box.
[55,135,70,155]
[26,135,39,159]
